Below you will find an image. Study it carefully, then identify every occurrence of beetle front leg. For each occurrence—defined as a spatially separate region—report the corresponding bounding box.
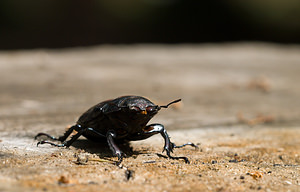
[145,124,196,164]
[158,125,190,164]
[172,142,198,149]
[107,130,125,165]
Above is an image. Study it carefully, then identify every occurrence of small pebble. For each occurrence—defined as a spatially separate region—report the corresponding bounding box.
[125,169,134,181]
[284,181,292,185]
[88,181,98,185]
[75,154,88,165]
[58,175,69,184]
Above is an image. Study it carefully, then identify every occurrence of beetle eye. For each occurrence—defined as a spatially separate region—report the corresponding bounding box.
[146,106,156,112]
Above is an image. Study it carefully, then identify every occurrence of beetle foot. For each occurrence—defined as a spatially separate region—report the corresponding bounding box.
[35,133,58,141]
[115,151,126,166]
[162,146,173,154]
[116,156,123,166]
[162,142,176,153]
[173,142,198,149]
[37,140,65,147]
[170,156,190,164]
[163,149,190,164]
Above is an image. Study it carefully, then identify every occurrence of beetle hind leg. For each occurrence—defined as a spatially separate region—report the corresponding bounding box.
[36,125,85,148]
[34,133,58,141]
[34,125,78,142]
[37,140,66,147]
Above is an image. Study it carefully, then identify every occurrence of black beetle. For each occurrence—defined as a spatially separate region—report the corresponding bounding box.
[35,96,197,164]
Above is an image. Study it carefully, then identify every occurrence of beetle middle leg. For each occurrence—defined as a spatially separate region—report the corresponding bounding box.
[107,130,125,165]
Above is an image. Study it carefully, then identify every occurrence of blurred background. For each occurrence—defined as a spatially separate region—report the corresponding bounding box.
[1,0,300,49]
[0,0,300,128]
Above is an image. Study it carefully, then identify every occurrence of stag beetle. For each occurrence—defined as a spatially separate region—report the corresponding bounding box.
[35,96,197,165]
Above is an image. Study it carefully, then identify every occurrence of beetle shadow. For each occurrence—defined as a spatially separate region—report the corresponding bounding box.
[71,139,140,159]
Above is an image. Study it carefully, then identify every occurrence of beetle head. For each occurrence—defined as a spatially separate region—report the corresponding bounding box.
[123,98,181,115]
[133,98,181,115]
[127,103,159,115]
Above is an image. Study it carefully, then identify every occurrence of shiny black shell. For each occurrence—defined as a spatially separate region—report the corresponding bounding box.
[75,96,160,141]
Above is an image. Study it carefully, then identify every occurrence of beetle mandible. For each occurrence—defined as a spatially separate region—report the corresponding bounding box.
[35,96,197,164]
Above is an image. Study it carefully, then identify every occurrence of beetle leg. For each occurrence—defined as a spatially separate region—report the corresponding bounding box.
[37,127,86,147]
[35,125,78,142]
[36,140,66,147]
[142,124,192,164]
[34,133,58,141]
[107,130,125,165]
[173,142,199,149]
[159,126,190,164]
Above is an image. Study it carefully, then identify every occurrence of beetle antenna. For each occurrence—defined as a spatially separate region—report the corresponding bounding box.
[160,99,181,108]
